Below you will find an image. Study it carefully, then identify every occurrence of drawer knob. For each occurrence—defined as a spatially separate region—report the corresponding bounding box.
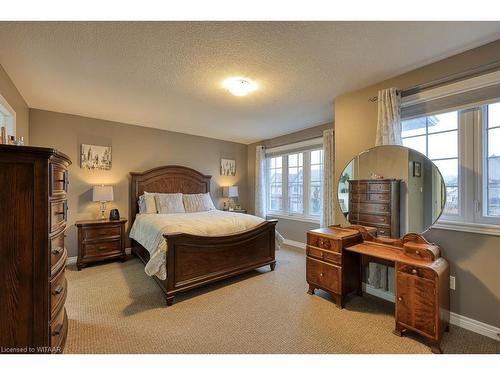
[98,245,107,250]
[52,324,63,336]
[412,269,417,275]
[52,247,63,255]
[52,285,64,295]
[320,272,324,277]
[398,297,402,301]
[415,250,420,255]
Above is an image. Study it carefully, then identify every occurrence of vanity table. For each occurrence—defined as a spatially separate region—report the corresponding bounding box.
[306,225,450,354]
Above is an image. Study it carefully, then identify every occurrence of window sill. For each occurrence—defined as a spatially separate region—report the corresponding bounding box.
[432,220,500,236]
[266,213,320,225]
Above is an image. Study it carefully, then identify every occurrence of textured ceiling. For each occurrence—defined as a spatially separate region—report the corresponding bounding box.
[1,22,500,144]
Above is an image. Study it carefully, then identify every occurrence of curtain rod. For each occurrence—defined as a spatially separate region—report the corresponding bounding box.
[368,59,500,103]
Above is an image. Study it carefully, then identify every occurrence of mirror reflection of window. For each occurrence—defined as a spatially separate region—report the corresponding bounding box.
[338,160,353,215]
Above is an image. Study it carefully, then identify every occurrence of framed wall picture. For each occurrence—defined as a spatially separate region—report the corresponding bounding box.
[220,158,236,176]
[81,144,112,170]
[413,161,422,177]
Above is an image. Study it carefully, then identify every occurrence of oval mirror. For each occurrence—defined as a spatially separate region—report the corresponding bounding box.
[337,145,446,238]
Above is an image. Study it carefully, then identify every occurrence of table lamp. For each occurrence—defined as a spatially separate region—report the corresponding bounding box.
[223,186,238,211]
[93,185,114,219]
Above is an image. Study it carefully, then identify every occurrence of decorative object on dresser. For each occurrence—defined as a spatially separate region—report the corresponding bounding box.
[75,218,127,270]
[348,179,401,238]
[129,165,277,306]
[0,144,71,353]
[306,226,449,354]
[93,184,114,219]
[223,185,239,211]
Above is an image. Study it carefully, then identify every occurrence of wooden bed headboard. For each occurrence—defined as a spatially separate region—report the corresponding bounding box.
[129,165,211,225]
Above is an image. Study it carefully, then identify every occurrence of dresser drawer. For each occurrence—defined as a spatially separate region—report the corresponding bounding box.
[307,234,341,252]
[357,213,390,225]
[50,307,68,351]
[306,246,342,265]
[50,164,68,196]
[83,225,121,241]
[349,182,367,193]
[50,267,67,319]
[350,192,390,202]
[351,202,390,214]
[50,231,67,275]
[83,240,122,258]
[306,256,341,294]
[397,264,435,281]
[50,200,67,233]
[368,183,390,192]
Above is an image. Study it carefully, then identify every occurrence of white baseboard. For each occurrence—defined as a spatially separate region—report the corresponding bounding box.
[282,239,306,249]
[66,247,132,266]
[450,312,500,341]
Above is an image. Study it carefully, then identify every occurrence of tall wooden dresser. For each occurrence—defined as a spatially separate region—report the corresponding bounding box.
[0,145,71,353]
[348,179,400,238]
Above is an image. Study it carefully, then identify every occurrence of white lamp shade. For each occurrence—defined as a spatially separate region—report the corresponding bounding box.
[223,186,238,198]
[93,185,114,202]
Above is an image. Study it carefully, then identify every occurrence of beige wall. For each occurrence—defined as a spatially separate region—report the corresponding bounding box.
[0,64,29,143]
[247,123,333,242]
[334,39,500,327]
[29,109,248,258]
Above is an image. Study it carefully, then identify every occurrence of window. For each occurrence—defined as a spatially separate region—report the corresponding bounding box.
[401,100,500,228]
[0,93,16,138]
[267,148,323,221]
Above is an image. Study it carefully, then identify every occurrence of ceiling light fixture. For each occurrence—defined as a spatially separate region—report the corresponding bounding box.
[222,77,258,97]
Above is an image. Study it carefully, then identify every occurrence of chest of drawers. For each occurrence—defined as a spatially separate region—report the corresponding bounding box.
[348,179,400,238]
[0,145,71,353]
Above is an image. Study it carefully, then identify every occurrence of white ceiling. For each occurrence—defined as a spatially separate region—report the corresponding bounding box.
[1,22,500,144]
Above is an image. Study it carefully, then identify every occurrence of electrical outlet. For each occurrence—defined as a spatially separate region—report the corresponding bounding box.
[450,276,456,290]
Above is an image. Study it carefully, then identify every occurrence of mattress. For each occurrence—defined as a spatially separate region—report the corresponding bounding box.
[129,210,283,279]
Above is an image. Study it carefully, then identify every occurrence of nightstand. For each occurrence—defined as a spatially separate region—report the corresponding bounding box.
[75,218,127,270]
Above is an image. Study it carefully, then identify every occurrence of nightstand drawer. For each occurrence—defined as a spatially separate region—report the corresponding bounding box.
[83,240,122,257]
[306,246,341,265]
[307,234,341,252]
[83,225,121,241]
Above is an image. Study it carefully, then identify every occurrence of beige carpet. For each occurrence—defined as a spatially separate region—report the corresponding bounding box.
[64,246,500,354]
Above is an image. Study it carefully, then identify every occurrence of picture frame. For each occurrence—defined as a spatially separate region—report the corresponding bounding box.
[220,158,236,176]
[413,161,421,177]
[80,144,112,170]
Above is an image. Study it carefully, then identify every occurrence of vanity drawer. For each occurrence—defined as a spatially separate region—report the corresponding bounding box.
[83,240,122,258]
[50,164,68,196]
[306,257,341,294]
[50,200,67,233]
[84,225,121,241]
[397,264,435,281]
[306,246,341,265]
[50,267,67,319]
[50,231,67,275]
[50,307,68,350]
[307,233,340,252]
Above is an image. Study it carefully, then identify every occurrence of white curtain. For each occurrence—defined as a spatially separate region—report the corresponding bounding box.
[255,145,267,219]
[375,88,402,146]
[369,88,401,291]
[321,129,335,227]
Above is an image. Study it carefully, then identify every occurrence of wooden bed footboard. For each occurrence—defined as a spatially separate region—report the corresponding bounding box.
[132,219,277,306]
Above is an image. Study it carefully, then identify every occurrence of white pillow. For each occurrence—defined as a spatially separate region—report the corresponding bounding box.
[142,192,158,214]
[155,193,185,214]
[183,193,216,213]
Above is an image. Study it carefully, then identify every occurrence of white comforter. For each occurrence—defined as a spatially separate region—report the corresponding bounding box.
[129,210,284,280]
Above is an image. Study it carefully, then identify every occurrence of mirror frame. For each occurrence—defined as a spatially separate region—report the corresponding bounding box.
[336,144,447,236]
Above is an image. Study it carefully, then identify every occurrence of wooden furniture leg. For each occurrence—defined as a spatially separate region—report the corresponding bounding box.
[270,261,276,271]
[307,284,315,295]
[166,296,175,306]
[393,322,404,337]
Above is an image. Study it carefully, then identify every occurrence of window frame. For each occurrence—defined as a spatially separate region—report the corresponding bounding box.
[401,100,500,234]
[266,147,323,223]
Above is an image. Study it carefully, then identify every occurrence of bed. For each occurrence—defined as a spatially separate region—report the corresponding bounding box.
[129,165,278,306]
